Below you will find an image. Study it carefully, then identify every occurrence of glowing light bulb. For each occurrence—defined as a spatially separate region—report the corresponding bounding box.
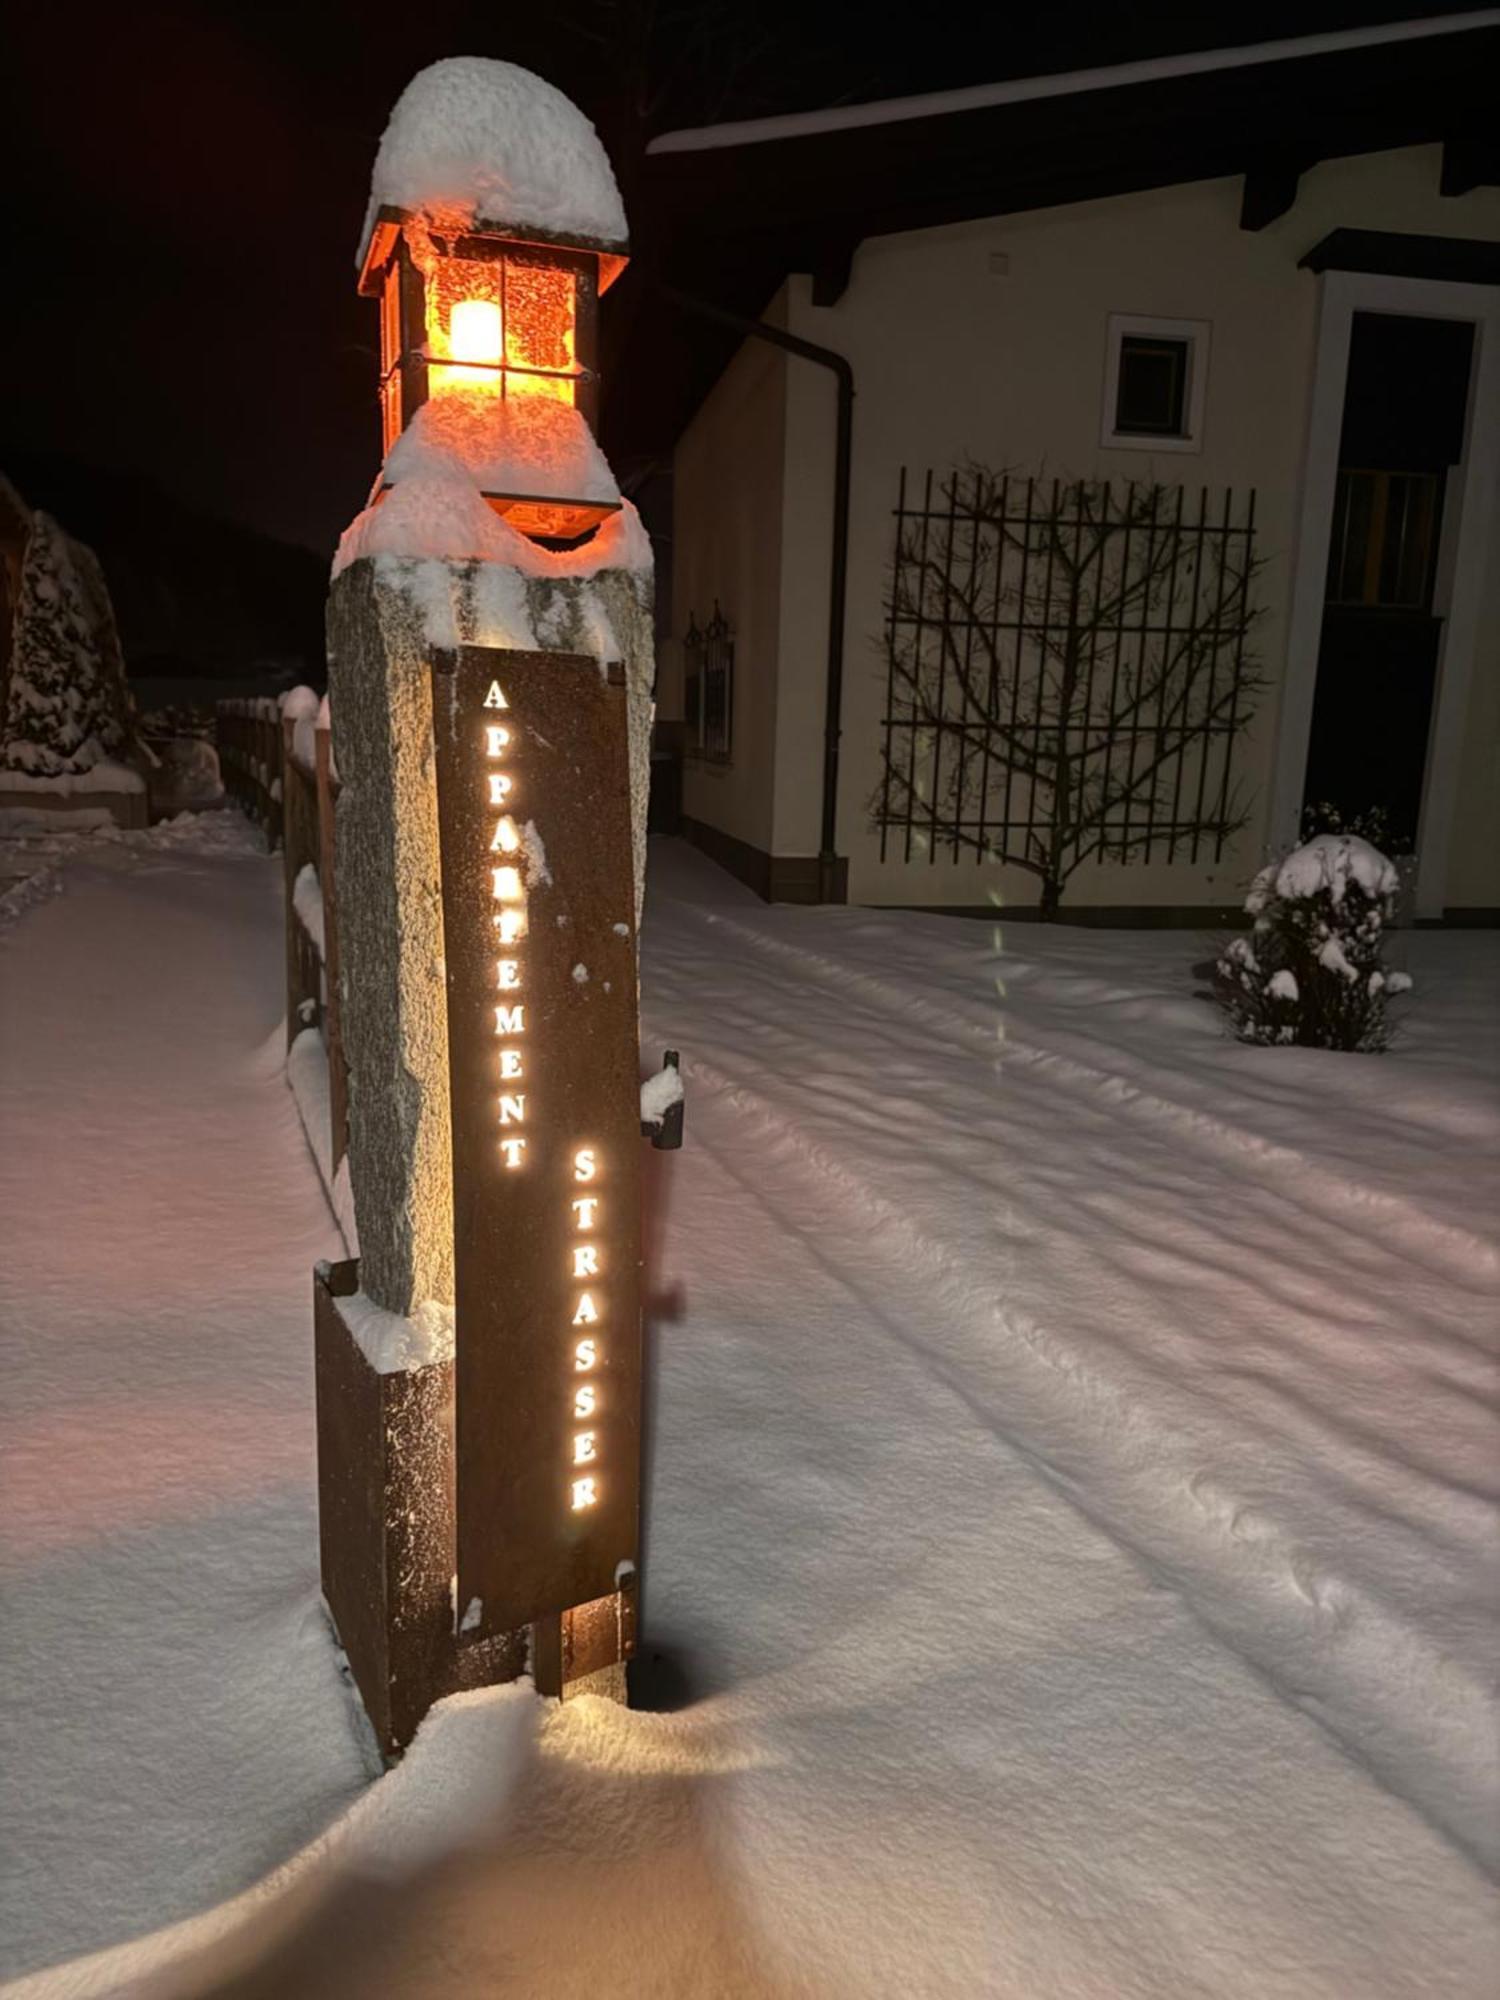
[450,299,502,365]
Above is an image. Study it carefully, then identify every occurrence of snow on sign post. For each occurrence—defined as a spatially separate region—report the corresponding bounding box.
[316,59,658,1755]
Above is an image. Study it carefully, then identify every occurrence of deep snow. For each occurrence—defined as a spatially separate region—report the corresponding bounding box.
[1,829,1496,1996]
[0,817,371,1986]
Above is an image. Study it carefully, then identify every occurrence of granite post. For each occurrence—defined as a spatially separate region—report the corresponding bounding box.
[317,550,653,1755]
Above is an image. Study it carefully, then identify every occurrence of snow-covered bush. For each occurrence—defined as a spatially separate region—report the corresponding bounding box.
[2,512,127,778]
[1215,835,1412,1051]
[1300,798,1396,852]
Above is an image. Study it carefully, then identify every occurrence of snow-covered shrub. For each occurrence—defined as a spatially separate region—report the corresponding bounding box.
[1300,798,1396,852]
[2,512,126,778]
[1215,835,1412,1051]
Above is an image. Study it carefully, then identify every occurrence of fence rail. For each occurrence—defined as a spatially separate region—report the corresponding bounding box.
[876,468,1260,879]
[216,696,348,1176]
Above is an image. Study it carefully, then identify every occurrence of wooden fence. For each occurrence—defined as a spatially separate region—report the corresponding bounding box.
[217,698,284,846]
[217,696,348,1177]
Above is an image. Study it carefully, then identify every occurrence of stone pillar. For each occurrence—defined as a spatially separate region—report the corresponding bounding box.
[316,550,653,1756]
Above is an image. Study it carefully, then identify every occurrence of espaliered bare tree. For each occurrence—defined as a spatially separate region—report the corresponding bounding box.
[874,470,1265,917]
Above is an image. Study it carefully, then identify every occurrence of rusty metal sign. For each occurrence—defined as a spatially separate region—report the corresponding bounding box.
[431,644,641,1640]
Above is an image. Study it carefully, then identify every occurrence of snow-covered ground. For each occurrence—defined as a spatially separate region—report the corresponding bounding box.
[0,817,371,1985]
[1,829,1496,1996]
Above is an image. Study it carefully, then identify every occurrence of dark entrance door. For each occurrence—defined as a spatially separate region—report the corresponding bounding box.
[1302,311,1475,852]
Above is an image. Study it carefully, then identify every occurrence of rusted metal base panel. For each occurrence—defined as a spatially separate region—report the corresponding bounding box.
[530,1577,638,1701]
[314,1258,523,1758]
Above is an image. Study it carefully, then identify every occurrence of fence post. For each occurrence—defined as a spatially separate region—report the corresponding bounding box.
[282,714,319,1047]
[266,703,285,850]
[283,714,303,1047]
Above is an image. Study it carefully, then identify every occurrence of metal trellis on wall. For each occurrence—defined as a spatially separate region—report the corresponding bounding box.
[683,604,734,763]
[876,468,1260,880]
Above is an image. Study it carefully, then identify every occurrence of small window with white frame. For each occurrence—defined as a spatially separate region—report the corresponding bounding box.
[1102,314,1210,451]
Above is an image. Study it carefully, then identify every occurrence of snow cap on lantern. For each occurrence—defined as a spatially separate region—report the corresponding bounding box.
[357,58,628,544]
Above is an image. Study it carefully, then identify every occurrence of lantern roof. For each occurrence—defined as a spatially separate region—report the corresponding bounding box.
[357,59,628,292]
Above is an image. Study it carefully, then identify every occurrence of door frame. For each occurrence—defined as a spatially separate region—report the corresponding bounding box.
[1272,269,1500,917]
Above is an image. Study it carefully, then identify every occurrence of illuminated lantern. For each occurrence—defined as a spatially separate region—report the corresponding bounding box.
[358,207,628,541]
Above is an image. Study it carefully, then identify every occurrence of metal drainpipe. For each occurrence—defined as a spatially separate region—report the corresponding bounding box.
[661,286,853,905]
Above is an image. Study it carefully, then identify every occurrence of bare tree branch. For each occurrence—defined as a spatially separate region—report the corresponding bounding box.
[872,471,1264,915]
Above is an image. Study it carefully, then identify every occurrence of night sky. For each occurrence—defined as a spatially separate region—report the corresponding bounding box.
[2,0,1482,562]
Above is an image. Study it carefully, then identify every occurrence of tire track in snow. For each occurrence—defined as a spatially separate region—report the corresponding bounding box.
[646,912,1490,1397]
[651,1024,1500,1879]
[658,899,1497,1289]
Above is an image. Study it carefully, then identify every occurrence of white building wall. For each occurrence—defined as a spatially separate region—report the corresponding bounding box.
[670,317,789,861]
[764,143,1500,912]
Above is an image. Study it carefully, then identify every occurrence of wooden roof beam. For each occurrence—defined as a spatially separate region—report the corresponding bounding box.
[809,237,861,308]
[1240,158,1306,231]
[1441,131,1500,197]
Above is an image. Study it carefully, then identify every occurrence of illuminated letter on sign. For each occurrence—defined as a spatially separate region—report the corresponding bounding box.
[433,645,641,1636]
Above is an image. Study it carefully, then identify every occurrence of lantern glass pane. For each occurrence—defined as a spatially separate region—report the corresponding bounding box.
[425,254,503,394]
[425,255,501,361]
[420,250,581,405]
[504,261,577,396]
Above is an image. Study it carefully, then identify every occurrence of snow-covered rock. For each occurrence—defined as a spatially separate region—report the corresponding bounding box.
[150,736,222,814]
